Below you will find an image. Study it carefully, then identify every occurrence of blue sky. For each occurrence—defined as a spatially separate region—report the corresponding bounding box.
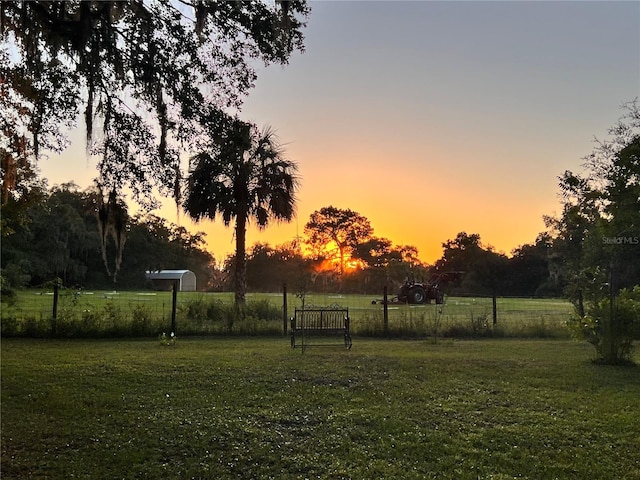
[43,1,640,263]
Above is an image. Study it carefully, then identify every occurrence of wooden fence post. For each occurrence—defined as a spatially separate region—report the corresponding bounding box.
[283,283,288,335]
[171,280,178,335]
[383,285,389,336]
[52,281,59,335]
[492,290,497,325]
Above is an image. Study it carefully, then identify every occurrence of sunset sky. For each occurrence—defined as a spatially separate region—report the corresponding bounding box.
[41,1,640,264]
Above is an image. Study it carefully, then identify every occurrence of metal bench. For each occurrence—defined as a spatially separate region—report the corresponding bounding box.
[290,305,352,351]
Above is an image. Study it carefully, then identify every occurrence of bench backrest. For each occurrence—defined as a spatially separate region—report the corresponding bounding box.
[293,308,349,330]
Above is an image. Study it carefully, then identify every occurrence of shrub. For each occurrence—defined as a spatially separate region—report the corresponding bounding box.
[206,301,226,321]
[178,298,283,335]
[80,309,101,337]
[567,286,640,364]
[23,315,49,338]
[469,310,491,336]
[0,275,17,307]
[102,301,126,337]
[181,296,209,322]
[245,299,281,322]
[1,316,19,336]
[159,332,177,346]
[130,304,155,337]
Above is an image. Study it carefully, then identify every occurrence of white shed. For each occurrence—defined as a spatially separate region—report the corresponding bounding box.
[145,270,197,292]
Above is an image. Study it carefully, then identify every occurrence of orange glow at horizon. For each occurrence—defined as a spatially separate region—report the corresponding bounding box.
[138,151,557,267]
[306,240,367,274]
[344,258,366,273]
[310,256,366,275]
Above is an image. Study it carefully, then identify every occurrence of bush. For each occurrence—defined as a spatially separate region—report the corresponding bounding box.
[130,304,155,337]
[1,316,19,336]
[80,309,101,337]
[1,275,17,307]
[23,315,49,338]
[567,286,640,364]
[245,299,281,322]
[182,296,209,322]
[178,297,282,335]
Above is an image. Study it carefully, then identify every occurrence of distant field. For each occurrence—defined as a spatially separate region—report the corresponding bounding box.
[2,338,639,479]
[1,289,575,338]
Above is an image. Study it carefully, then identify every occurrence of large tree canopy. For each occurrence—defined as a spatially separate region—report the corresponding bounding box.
[547,100,640,304]
[548,99,640,364]
[1,0,308,205]
[304,206,374,275]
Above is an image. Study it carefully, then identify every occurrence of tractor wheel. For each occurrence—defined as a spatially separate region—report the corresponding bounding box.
[408,287,426,304]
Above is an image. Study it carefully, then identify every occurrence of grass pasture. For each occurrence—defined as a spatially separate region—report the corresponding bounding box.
[1,338,639,479]
[1,289,575,339]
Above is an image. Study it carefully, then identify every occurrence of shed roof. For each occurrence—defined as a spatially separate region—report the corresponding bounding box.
[145,270,194,280]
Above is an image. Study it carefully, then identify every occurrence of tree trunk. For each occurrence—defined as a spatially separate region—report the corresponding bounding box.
[234,214,247,311]
[577,289,585,318]
[492,288,497,325]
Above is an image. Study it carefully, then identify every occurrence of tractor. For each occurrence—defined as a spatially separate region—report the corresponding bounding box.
[374,272,463,305]
[397,279,444,304]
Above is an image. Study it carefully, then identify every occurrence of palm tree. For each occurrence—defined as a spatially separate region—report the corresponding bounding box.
[184,119,299,308]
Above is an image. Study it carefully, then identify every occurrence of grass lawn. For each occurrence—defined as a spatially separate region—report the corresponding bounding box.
[2,338,639,479]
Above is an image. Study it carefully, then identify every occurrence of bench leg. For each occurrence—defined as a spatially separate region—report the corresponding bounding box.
[344,333,352,349]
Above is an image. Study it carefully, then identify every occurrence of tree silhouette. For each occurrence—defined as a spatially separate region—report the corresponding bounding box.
[1,1,308,204]
[304,206,373,275]
[548,99,640,364]
[183,119,298,308]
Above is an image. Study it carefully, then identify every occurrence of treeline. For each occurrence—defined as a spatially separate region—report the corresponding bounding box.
[233,231,560,298]
[3,104,640,304]
[1,181,561,297]
[1,182,217,291]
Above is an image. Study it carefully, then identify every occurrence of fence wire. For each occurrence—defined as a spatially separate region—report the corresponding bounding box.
[1,289,575,338]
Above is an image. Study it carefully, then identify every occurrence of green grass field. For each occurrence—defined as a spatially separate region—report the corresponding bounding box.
[2,338,639,479]
[1,289,575,339]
